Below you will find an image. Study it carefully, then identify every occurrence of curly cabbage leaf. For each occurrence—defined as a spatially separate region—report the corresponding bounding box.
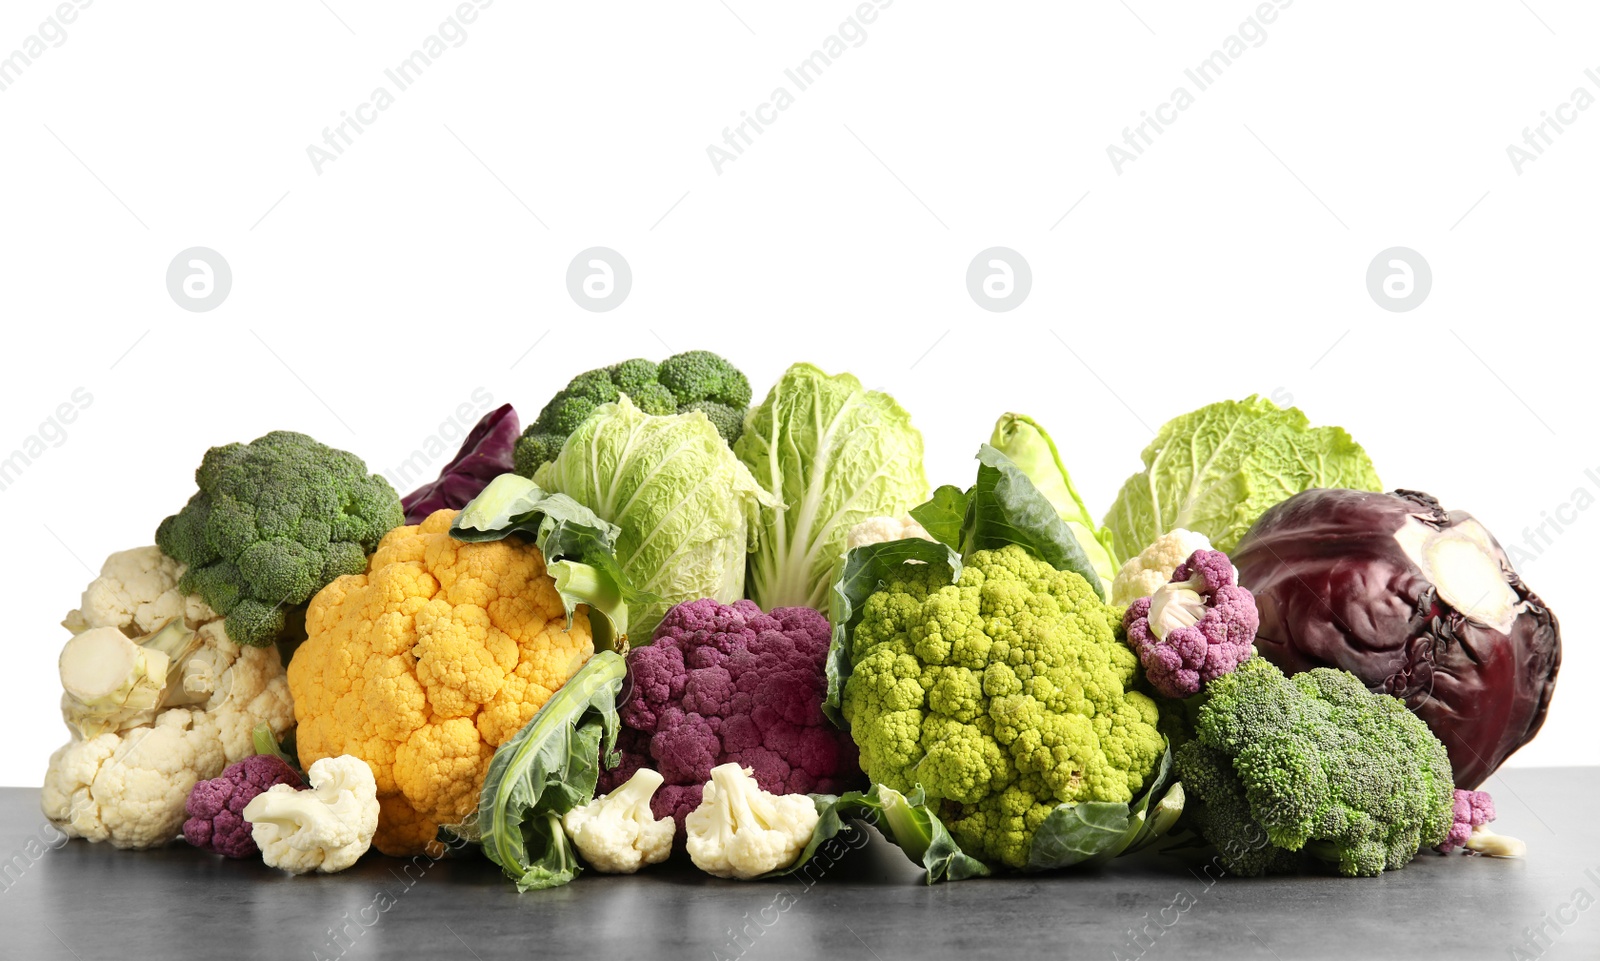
[534,396,774,638]
[736,363,928,611]
[1103,395,1382,559]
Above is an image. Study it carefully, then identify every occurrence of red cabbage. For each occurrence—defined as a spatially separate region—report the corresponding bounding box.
[1233,488,1561,788]
[401,404,520,524]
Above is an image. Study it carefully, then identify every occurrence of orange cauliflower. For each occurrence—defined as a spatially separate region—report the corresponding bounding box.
[287,509,595,855]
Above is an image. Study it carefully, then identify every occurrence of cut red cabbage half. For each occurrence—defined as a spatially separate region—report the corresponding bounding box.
[1233,488,1560,789]
[401,404,521,524]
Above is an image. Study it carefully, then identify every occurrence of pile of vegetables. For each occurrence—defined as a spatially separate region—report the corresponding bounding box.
[36,358,1560,892]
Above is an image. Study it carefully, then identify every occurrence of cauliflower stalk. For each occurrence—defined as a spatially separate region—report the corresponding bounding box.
[244,755,379,874]
[42,547,295,850]
[1110,528,1215,606]
[562,768,675,874]
[685,763,820,879]
[1437,789,1525,858]
[840,544,1165,870]
[287,509,596,856]
[58,619,207,738]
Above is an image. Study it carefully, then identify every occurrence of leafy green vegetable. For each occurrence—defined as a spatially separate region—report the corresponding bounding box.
[1103,395,1382,559]
[823,535,960,727]
[771,784,990,884]
[737,363,929,611]
[907,445,1106,601]
[963,445,1107,600]
[450,473,649,650]
[989,413,1119,588]
[250,723,304,779]
[908,485,966,547]
[1025,741,1178,869]
[532,397,774,638]
[477,650,627,892]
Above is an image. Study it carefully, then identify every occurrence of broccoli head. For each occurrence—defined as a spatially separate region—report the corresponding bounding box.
[606,358,660,396]
[512,432,566,479]
[657,350,752,409]
[514,350,752,477]
[840,544,1165,869]
[1174,657,1455,877]
[155,430,403,648]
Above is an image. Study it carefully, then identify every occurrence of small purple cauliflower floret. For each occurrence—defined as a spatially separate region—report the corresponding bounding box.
[182,755,304,858]
[599,598,863,834]
[1438,789,1496,853]
[1123,549,1258,699]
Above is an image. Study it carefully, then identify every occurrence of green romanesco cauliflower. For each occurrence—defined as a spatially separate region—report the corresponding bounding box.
[1175,657,1455,878]
[841,544,1165,869]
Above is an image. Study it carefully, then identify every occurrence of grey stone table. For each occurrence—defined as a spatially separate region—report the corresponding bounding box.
[2,769,1596,961]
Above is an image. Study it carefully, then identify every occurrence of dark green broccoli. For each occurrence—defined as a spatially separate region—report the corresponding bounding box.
[657,350,752,409]
[607,358,659,396]
[514,351,751,477]
[680,400,746,444]
[155,431,403,648]
[512,432,566,479]
[1174,657,1455,878]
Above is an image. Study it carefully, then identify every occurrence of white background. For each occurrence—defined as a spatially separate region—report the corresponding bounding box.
[0,1,1595,787]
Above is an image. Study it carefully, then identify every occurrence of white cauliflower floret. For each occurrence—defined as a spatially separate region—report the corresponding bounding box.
[62,546,211,635]
[562,768,675,874]
[245,755,379,874]
[846,516,934,551]
[40,546,295,850]
[1110,529,1217,606]
[686,763,819,880]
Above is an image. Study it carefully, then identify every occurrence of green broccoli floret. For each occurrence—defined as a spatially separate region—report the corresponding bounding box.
[513,432,566,479]
[681,400,745,446]
[627,382,678,417]
[1174,657,1455,878]
[658,350,753,409]
[514,351,752,477]
[606,358,659,396]
[155,431,403,648]
[841,544,1165,870]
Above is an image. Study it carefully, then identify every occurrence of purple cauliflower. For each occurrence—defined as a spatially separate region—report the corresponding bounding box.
[1438,789,1495,852]
[183,754,304,858]
[599,598,863,832]
[1123,549,1258,699]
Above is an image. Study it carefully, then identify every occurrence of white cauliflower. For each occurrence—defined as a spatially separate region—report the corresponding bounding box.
[846,516,934,551]
[1110,529,1217,606]
[40,547,295,850]
[244,755,379,874]
[562,768,675,874]
[686,763,819,880]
